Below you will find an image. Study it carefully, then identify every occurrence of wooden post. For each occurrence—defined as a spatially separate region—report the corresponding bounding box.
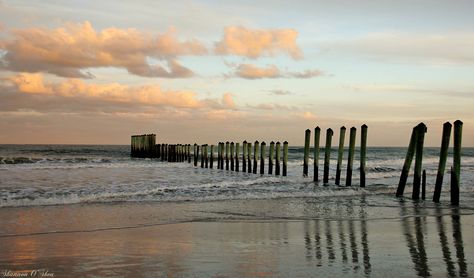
[235,143,240,172]
[230,142,235,171]
[275,142,281,175]
[360,124,368,187]
[433,122,452,202]
[247,142,252,173]
[396,127,418,197]
[205,144,209,168]
[131,136,134,157]
[269,141,274,174]
[210,145,214,169]
[323,128,334,184]
[218,142,222,169]
[194,144,198,166]
[422,170,426,200]
[225,142,230,170]
[283,141,288,176]
[412,123,427,200]
[303,129,311,177]
[253,141,259,174]
[314,127,321,182]
[452,120,463,206]
[345,127,356,186]
[336,126,346,185]
[260,142,266,174]
[242,141,247,172]
[188,144,191,163]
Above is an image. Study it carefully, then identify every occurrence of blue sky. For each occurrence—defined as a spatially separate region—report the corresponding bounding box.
[0,0,472,146]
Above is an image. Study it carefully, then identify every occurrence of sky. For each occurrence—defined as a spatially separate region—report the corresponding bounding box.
[0,0,473,146]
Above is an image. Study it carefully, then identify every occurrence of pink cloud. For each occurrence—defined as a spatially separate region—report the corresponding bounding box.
[234,64,281,79]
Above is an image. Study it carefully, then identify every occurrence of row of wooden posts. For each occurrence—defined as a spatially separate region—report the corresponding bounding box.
[193,141,289,176]
[130,134,157,158]
[302,125,368,186]
[396,121,463,205]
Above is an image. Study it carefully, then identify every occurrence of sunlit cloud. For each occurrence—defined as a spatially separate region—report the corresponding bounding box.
[227,63,323,79]
[0,21,207,78]
[215,26,302,59]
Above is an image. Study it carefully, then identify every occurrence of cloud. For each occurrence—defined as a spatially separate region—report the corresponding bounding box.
[229,63,323,79]
[326,32,474,64]
[0,21,207,78]
[268,89,292,96]
[288,69,323,78]
[215,26,302,59]
[6,72,225,109]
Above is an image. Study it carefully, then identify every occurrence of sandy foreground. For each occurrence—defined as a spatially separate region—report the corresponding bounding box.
[0,196,473,277]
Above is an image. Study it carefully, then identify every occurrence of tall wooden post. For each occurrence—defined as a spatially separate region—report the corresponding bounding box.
[225,142,230,171]
[242,141,247,172]
[336,126,346,185]
[323,128,334,184]
[269,141,275,174]
[422,170,426,200]
[314,127,321,182]
[188,144,191,163]
[275,142,281,175]
[412,123,427,200]
[396,127,418,197]
[283,141,288,176]
[303,129,311,177]
[253,141,259,174]
[260,142,266,174]
[433,122,452,202]
[345,127,356,186]
[230,142,235,171]
[360,125,368,187]
[235,143,240,172]
[195,144,199,167]
[201,145,205,168]
[210,145,214,169]
[205,144,209,168]
[452,120,463,206]
[247,142,252,173]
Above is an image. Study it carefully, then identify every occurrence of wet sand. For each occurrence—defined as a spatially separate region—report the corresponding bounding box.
[0,197,473,277]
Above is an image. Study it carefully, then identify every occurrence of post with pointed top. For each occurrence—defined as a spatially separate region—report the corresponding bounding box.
[260,142,266,174]
[303,129,311,177]
[275,142,281,175]
[323,128,334,184]
[283,141,288,176]
[225,142,230,171]
[242,141,247,172]
[422,170,426,200]
[346,127,357,186]
[360,124,368,187]
[396,127,418,197]
[314,127,321,182]
[452,120,463,206]
[210,145,214,169]
[433,122,452,202]
[230,142,235,171]
[269,141,275,174]
[336,126,346,185]
[253,141,259,174]
[235,143,240,172]
[412,123,427,200]
[247,142,252,173]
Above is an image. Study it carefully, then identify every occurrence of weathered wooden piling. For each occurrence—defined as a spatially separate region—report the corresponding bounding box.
[210,145,214,169]
[260,142,266,174]
[194,144,198,166]
[269,142,274,174]
[253,141,259,174]
[412,123,427,200]
[205,145,209,168]
[314,127,321,182]
[235,143,240,172]
[283,141,288,176]
[230,142,235,171]
[346,127,356,186]
[335,126,346,185]
[303,129,311,177]
[433,122,452,202]
[275,142,281,175]
[218,142,223,169]
[323,129,334,184]
[452,120,463,206]
[360,125,368,187]
[225,142,230,170]
[188,144,191,163]
[200,145,205,168]
[247,142,252,173]
[422,170,426,200]
[242,141,247,172]
[396,127,418,197]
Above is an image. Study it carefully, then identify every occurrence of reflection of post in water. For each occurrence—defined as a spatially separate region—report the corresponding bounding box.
[435,207,456,276]
[452,208,467,276]
[360,219,371,275]
[314,220,322,263]
[337,221,348,263]
[400,203,430,277]
[304,221,313,261]
[348,220,359,264]
[325,220,336,262]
